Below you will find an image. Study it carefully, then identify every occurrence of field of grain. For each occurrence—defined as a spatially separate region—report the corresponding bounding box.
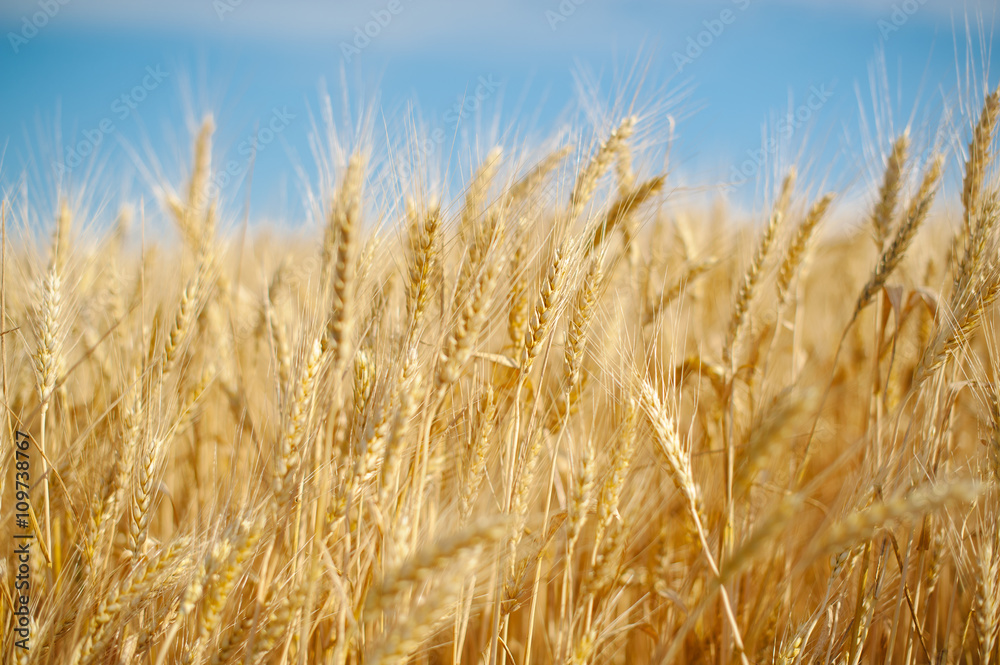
[2,81,1000,665]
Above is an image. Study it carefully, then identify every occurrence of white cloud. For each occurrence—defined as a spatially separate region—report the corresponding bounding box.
[3,0,987,35]
[2,0,621,46]
[1,0,992,54]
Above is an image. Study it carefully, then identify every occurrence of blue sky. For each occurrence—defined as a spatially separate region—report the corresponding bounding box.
[0,0,997,225]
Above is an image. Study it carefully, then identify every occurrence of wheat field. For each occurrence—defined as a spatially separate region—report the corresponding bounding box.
[2,75,1000,665]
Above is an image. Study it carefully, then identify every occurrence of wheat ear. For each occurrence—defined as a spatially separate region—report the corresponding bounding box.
[521,244,568,376]
[724,168,795,364]
[552,255,602,429]
[777,192,835,305]
[569,116,637,219]
[34,201,70,551]
[871,133,909,249]
[851,154,944,326]
[507,145,572,204]
[323,152,365,372]
[590,175,665,252]
[405,204,441,333]
[273,334,324,500]
[637,378,750,664]
[460,146,503,241]
[813,482,981,558]
[963,88,1000,222]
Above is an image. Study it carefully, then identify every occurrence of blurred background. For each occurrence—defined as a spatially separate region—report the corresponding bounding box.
[0,0,997,223]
